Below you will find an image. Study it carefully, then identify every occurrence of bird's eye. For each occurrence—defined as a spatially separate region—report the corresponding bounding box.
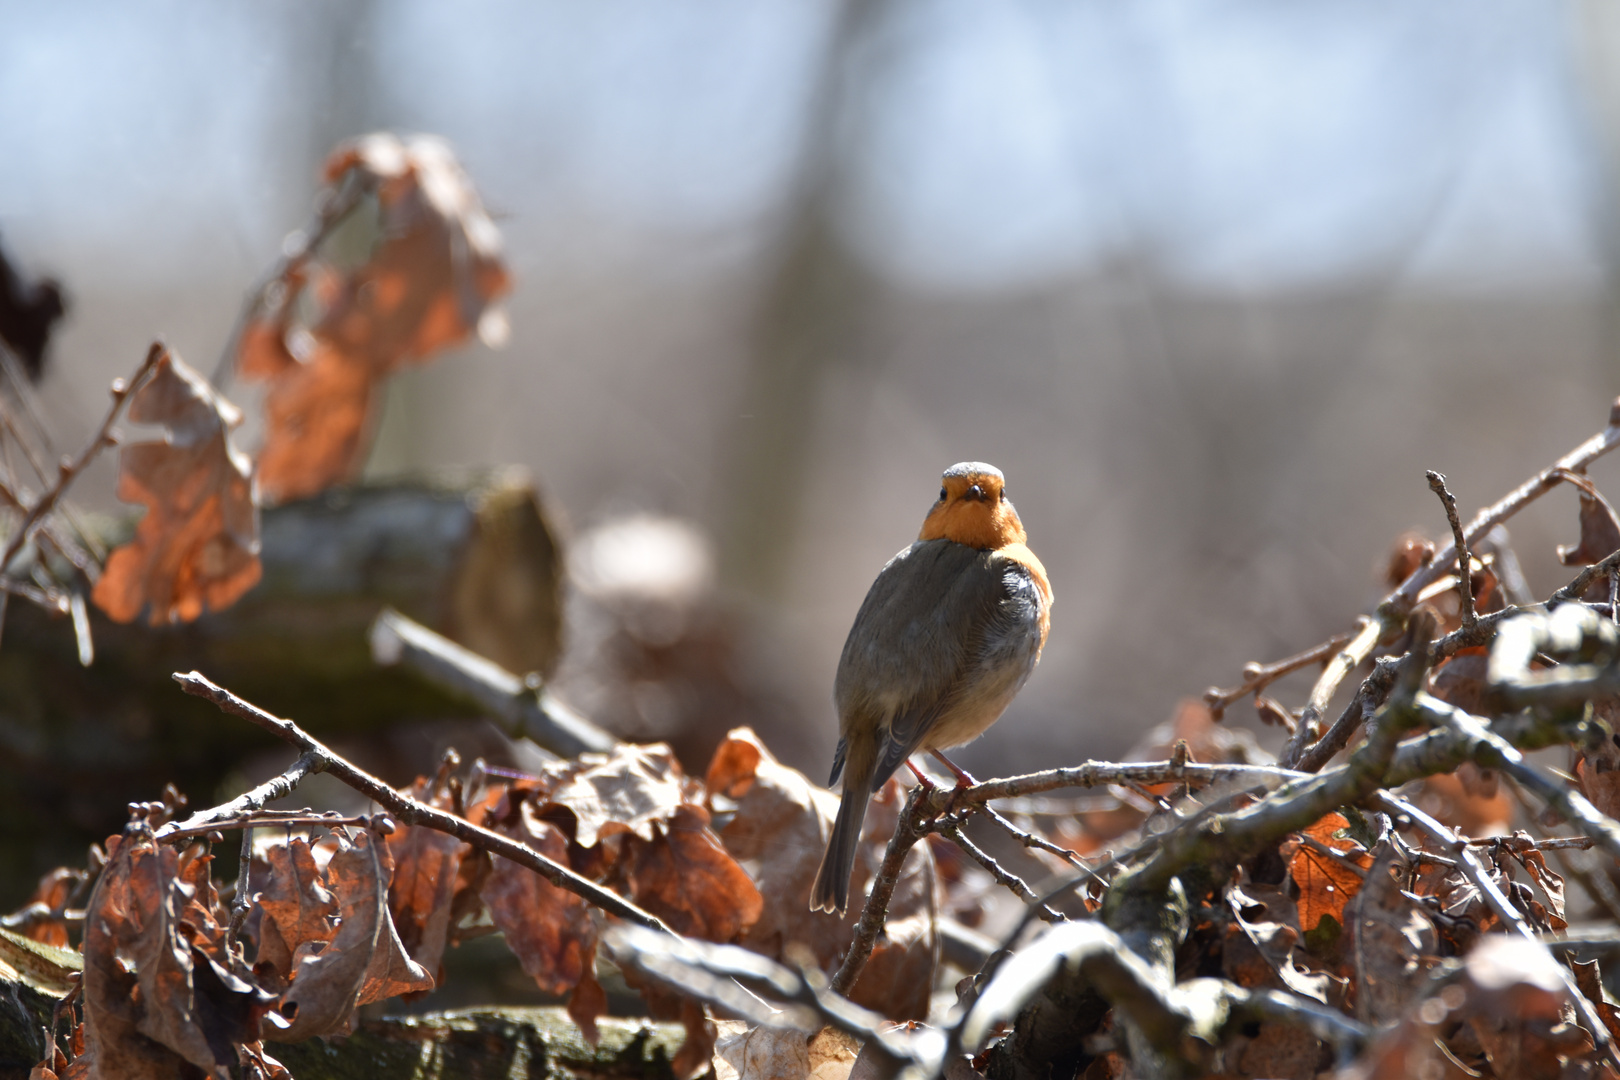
[939,487,947,501]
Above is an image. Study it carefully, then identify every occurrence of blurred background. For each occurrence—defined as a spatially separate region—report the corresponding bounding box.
[5,0,1620,788]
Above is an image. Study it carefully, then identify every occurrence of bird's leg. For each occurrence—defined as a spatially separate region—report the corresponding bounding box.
[929,749,978,789]
[904,758,938,792]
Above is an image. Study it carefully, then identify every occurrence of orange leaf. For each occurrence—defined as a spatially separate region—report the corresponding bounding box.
[91,345,260,624]
[242,133,510,504]
[1289,812,1373,932]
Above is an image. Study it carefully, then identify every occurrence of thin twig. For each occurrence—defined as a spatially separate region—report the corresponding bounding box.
[1203,633,1353,718]
[1426,470,1476,628]
[172,670,675,933]
[0,343,164,576]
[154,751,322,843]
[160,813,373,844]
[1297,834,1369,880]
[939,820,1064,923]
[210,169,371,389]
[1419,696,1620,865]
[1282,401,1620,768]
[978,804,1093,875]
[1376,791,1620,1069]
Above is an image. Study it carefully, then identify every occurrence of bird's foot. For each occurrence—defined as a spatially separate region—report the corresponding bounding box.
[905,758,939,793]
[930,749,978,790]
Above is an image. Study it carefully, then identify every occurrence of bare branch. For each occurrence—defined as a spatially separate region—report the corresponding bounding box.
[0,342,164,577]
[830,784,935,996]
[1204,633,1353,719]
[1426,470,1476,628]
[172,670,675,933]
[369,607,615,758]
[1282,401,1620,768]
[939,820,1064,923]
[154,751,322,843]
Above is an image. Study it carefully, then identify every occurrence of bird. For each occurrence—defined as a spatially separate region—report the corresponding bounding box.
[809,461,1052,915]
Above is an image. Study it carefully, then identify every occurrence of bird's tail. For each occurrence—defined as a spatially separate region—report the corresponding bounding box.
[809,780,870,915]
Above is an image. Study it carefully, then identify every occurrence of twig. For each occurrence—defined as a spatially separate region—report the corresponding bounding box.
[172,670,675,933]
[369,607,615,758]
[159,813,373,844]
[1204,633,1353,718]
[962,760,1306,804]
[1297,834,1368,880]
[0,343,164,576]
[1375,791,1620,1069]
[831,784,936,996]
[1419,695,1620,865]
[1552,546,1620,606]
[154,751,322,843]
[939,820,1064,923]
[977,804,1093,875]
[1426,470,1476,628]
[605,924,939,1072]
[1295,658,1398,773]
[1282,401,1620,768]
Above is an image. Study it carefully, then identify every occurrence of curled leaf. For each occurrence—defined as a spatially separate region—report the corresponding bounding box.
[91,345,260,624]
[241,133,510,503]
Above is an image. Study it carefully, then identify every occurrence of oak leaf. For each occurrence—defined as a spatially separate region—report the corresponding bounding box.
[241,133,510,503]
[250,839,337,983]
[91,345,260,624]
[1288,812,1374,933]
[275,829,433,1041]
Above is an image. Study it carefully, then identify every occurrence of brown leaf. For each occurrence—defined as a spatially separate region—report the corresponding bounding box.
[1289,813,1374,933]
[250,838,337,983]
[479,800,598,999]
[79,832,196,1080]
[244,133,510,503]
[91,346,260,624]
[704,728,937,1019]
[1346,845,1438,1025]
[385,815,466,979]
[1577,719,1620,823]
[1225,880,1337,1004]
[276,829,433,1041]
[628,803,762,943]
[15,868,85,948]
[79,824,275,1079]
[549,742,690,848]
[568,967,609,1048]
[1557,471,1620,571]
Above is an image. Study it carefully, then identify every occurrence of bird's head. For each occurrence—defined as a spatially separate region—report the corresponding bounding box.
[918,461,1026,550]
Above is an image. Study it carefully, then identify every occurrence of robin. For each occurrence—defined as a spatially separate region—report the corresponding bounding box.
[810,462,1052,914]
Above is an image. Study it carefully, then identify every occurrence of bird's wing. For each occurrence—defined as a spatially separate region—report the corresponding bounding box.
[834,540,1014,788]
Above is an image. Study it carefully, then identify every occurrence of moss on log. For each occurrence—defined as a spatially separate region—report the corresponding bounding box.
[267,1008,686,1080]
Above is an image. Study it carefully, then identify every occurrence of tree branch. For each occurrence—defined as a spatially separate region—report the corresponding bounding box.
[172,670,675,933]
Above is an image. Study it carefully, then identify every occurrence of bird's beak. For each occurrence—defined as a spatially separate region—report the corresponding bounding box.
[967,484,985,501]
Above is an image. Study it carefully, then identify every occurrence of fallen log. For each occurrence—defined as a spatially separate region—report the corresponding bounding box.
[0,470,564,897]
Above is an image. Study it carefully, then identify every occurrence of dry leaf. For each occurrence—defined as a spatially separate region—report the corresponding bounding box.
[712,1021,810,1080]
[627,803,763,944]
[92,345,260,624]
[478,800,598,1000]
[704,728,938,1019]
[548,742,690,848]
[1346,845,1438,1025]
[276,829,433,1041]
[385,811,466,979]
[241,133,510,503]
[250,839,337,983]
[1289,813,1374,933]
[1557,471,1620,572]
